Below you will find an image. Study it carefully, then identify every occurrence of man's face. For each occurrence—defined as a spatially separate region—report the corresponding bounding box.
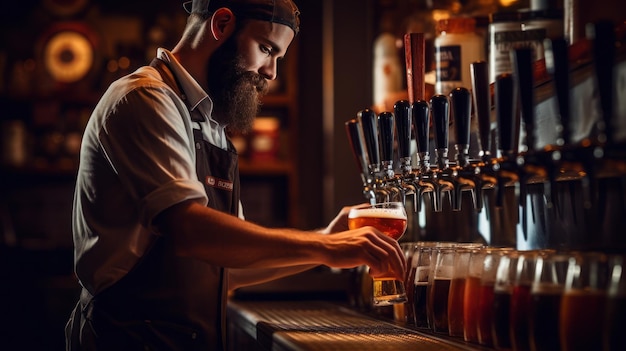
[206,26,268,133]
[206,19,294,133]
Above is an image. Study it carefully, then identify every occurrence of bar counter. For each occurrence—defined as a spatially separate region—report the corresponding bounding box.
[226,299,492,351]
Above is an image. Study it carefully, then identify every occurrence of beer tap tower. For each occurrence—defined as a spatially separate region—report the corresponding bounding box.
[345,20,625,250]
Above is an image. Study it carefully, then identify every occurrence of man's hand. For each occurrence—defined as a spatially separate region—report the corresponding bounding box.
[320,226,406,281]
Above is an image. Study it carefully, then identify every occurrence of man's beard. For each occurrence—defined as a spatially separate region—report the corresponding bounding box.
[206,35,269,133]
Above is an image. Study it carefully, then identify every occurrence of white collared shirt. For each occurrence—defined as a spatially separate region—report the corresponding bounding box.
[73,48,244,295]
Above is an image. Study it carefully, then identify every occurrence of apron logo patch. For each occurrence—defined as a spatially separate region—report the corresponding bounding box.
[205,176,234,191]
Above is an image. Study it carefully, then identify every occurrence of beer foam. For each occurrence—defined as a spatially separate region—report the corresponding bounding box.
[415,266,430,283]
[349,207,406,219]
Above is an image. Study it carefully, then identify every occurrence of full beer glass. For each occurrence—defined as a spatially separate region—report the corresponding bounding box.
[529,252,568,351]
[560,252,609,351]
[348,202,408,306]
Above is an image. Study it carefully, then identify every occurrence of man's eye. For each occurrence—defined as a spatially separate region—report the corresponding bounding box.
[260,45,272,56]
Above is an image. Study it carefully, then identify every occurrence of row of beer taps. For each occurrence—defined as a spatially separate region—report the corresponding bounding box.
[345,21,624,241]
[345,73,491,214]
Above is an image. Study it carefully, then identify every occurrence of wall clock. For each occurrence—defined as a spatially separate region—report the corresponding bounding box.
[39,22,98,85]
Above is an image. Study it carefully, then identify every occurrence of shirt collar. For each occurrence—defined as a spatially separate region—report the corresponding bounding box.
[156,48,210,112]
[156,48,228,149]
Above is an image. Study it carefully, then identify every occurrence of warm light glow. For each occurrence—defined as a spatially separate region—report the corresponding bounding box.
[499,0,519,8]
[118,56,130,70]
[431,10,450,24]
[44,31,93,83]
[107,59,118,73]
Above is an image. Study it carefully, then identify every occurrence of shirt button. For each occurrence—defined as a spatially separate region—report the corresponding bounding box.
[196,142,201,150]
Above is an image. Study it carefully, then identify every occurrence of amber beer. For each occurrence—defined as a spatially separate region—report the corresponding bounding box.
[476,282,495,346]
[559,289,606,351]
[430,277,452,333]
[347,213,407,240]
[348,202,408,306]
[447,277,466,337]
[463,275,481,342]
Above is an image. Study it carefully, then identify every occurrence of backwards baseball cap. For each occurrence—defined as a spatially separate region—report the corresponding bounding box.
[183,0,300,34]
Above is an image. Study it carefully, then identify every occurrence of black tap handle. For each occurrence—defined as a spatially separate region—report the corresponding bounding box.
[430,94,449,150]
[511,47,535,151]
[345,119,368,175]
[358,108,380,168]
[470,61,492,158]
[587,20,615,145]
[495,73,516,155]
[450,87,472,147]
[412,100,430,154]
[394,100,412,159]
[544,37,571,145]
[378,111,395,163]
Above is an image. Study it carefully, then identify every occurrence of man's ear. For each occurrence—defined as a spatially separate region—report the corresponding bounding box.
[210,8,236,41]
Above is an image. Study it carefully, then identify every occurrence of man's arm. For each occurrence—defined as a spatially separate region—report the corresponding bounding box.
[154,200,406,280]
[228,203,372,289]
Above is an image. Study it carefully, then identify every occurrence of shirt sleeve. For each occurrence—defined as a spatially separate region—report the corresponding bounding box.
[98,83,208,227]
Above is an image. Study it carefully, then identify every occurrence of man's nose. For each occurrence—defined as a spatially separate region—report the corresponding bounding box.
[259,60,277,81]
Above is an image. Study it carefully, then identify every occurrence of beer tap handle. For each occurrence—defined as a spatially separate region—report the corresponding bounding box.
[346,119,376,203]
[394,100,413,175]
[358,108,381,175]
[412,100,431,170]
[404,33,426,103]
[345,119,369,181]
[587,20,616,145]
[495,73,517,207]
[470,61,493,161]
[512,47,541,240]
[511,47,535,152]
[495,73,516,158]
[450,87,472,167]
[379,111,396,179]
[431,94,450,170]
[544,37,571,145]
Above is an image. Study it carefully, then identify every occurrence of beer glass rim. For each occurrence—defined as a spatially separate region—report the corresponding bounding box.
[368,201,404,208]
[348,202,406,218]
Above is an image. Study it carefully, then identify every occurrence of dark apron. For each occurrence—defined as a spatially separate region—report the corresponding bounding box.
[65,58,240,351]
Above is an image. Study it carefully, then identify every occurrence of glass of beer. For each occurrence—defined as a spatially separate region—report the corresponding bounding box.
[529,251,568,351]
[604,254,626,351]
[348,201,408,306]
[463,247,486,343]
[448,247,472,338]
[492,249,518,350]
[560,251,609,351]
[510,250,541,351]
[402,242,421,324]
[413,243,437,328]
[429,246,455,334]
[477,247,513,347]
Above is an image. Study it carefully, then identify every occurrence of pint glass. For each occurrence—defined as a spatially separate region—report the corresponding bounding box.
[348,202,408,306]
[605,254,626,351]
[560,252,609,351]
[529,252,568,351]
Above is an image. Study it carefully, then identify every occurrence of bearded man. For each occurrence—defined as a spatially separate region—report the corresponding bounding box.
[65,1,406,350]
